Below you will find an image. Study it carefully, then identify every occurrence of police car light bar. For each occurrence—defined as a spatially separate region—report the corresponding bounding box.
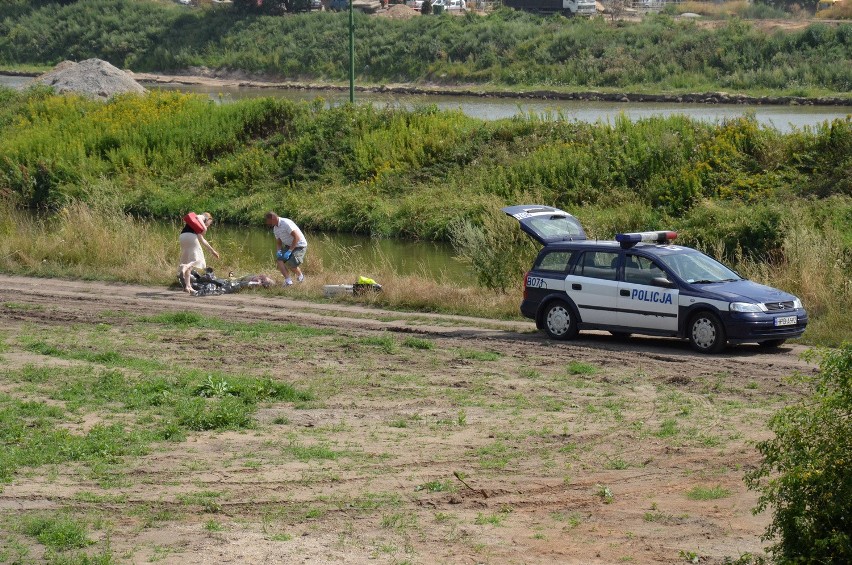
[615,231,677,248]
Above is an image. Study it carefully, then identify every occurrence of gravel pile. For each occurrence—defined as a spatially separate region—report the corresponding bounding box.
[32,59,147,100]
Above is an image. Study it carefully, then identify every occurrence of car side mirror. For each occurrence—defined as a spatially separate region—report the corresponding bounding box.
[651,276,676,289]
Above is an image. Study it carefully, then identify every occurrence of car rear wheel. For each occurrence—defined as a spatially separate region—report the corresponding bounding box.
[689,311,726,353]
[543,301,578,341]
[758,339,786,348]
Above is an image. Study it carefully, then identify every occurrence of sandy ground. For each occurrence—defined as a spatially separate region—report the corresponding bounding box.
[0,274,816,564]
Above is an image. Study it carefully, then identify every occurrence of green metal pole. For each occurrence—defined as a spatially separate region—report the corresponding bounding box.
[348,0,354,103]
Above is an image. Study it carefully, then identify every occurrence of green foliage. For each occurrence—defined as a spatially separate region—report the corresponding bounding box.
[745,344,852,562]
[678,200,785,260]
[450,207,539,292]
[0,2,851,94]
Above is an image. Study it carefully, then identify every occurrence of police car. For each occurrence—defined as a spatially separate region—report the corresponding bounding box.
[504,205,808,353]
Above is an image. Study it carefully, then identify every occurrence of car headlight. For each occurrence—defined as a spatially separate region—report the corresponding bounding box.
[793,298,803,309]
[730,302,765,313]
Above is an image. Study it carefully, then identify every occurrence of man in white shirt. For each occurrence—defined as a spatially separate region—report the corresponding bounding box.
[265,211,308,286]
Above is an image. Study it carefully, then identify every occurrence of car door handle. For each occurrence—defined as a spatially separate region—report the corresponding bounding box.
[620,289,630,296]
[572,284,582,291]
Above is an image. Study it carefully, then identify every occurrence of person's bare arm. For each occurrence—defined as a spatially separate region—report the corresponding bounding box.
[198,235,220,259]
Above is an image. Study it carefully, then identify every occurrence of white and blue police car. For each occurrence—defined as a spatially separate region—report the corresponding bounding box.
[504,204,808,353]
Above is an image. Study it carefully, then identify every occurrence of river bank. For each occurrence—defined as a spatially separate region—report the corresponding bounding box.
[4,68,851,107]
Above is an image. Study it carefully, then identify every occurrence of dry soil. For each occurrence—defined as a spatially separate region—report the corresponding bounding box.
[0,274,816,564]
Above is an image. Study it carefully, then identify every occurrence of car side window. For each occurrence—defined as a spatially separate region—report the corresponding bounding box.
[624,254,665,285]
[574,251,619,281]
[536,250,574,273]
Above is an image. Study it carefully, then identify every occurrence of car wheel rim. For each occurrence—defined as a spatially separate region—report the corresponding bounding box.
[692,318,716,349]
[547,307,570,336]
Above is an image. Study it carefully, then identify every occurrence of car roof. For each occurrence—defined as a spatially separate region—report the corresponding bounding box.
[543,241,699,256]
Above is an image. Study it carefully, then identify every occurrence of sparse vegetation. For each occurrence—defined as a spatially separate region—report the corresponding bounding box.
[0,289,815,562]
[686,485,731,500]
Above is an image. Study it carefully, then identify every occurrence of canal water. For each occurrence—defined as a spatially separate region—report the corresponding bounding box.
[166,221,475,285]
[2,74,849,133]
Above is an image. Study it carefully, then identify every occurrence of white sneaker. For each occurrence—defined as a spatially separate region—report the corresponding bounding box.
[284,278,293,286]
[297,274,305,283]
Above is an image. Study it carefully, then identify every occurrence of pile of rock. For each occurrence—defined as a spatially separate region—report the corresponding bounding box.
[32,59,146,100]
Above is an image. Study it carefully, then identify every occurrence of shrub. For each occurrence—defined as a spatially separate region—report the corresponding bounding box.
[745,344,852,562]
[676,200,785,260]
[450,207,539,292]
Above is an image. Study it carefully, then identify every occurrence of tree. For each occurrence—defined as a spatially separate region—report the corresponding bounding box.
[607,0,627,22]
[745,344,852,562]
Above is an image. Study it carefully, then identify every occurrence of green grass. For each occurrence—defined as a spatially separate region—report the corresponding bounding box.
[475,441,513,470]
[686,485,732,501]
[416,480,455,493]
[567,361,598,375]
[0,326,315,481]
[0,393,151,483]
[22,340,166,372]
[3,301,43,311]
[358,335,397,354]
[455,348,500,362]
[402,337,435,350]
[143,312,335,338]
[283,442,342,462]
[20,514,92,551]
[474,513,505,526]
[655,419,680,438]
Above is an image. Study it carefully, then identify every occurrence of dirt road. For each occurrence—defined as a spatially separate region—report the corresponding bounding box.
[0,274,815,564]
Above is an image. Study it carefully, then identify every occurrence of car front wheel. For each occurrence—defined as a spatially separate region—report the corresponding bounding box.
[542,301,578,341]
[689,311,726,353]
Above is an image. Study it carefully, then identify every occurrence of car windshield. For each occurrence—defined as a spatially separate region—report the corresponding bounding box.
[656,250,742,284]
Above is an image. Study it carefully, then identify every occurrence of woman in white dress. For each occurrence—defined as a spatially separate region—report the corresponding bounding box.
[178,212,220,294]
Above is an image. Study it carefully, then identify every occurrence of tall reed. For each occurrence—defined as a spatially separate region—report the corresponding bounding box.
[0,199,174,281]
[0,200,521,319]
[735,222,851,347]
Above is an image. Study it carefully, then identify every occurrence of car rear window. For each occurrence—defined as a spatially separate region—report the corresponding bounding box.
[527,216,585,240]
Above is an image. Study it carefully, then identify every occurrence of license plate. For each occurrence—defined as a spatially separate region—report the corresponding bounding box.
[774,316,797,327]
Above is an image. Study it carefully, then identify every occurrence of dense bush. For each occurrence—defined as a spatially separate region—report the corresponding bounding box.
[745,344,852,562]
[1,86,849,244]
[1,0,851,94]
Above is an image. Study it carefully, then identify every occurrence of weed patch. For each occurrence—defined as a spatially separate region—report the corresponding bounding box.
[686,486,731,501]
